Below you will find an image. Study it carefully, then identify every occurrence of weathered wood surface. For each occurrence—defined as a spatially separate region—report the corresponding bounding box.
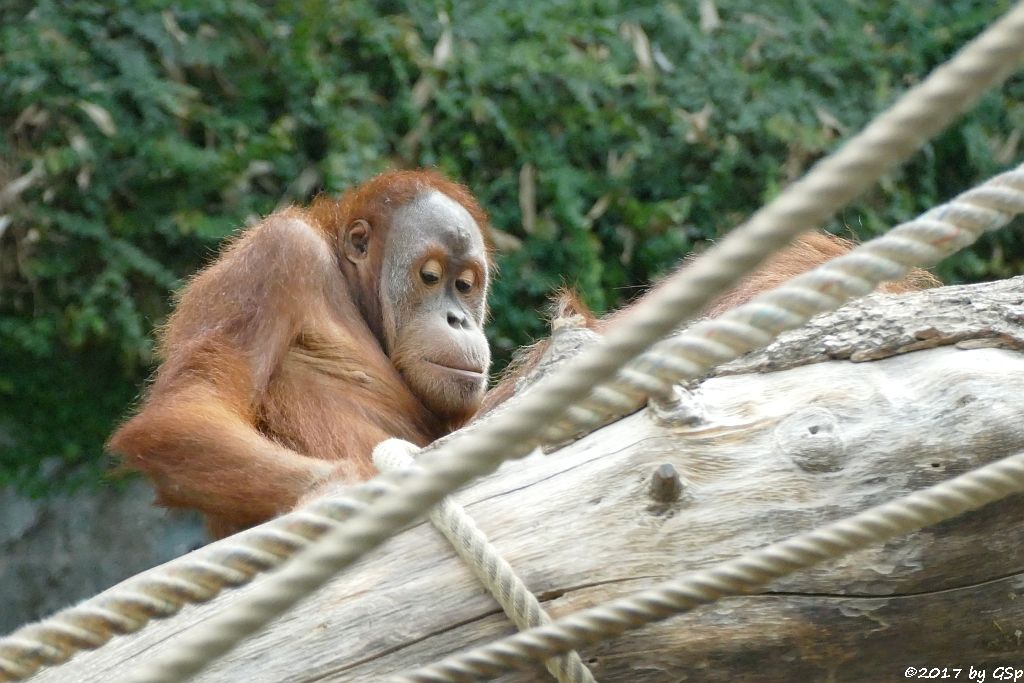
[29,277,1024,682]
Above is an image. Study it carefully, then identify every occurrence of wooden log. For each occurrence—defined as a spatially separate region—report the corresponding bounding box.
[28,277,1024,682]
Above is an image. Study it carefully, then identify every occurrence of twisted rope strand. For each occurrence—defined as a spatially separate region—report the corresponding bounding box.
[109,6,1024,681]
[0,479,401,682]
[390,448,1024,681]
[373,440,596,683]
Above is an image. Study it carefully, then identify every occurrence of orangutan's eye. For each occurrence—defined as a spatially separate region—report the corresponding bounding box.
[455,269,476,293]
[420,259,443,285]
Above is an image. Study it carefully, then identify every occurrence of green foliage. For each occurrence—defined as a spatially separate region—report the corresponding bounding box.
[2,0,1022,490]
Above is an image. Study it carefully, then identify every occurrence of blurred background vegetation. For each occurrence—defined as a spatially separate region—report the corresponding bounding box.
[2,0,1023,493]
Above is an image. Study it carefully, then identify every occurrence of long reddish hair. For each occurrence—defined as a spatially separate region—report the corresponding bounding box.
[306,168,493,259]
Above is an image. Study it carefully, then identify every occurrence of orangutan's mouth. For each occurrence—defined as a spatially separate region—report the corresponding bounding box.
[424,360,485,380]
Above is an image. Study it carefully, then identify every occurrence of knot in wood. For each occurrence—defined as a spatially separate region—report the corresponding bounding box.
[774,406,846,473]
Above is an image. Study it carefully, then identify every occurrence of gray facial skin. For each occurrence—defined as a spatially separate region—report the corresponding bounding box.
[379,191,491,421]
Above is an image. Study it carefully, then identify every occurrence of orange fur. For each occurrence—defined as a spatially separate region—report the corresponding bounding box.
[109,170,490,538]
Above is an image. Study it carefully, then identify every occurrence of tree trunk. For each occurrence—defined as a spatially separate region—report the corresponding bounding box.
[29,277,1024,682]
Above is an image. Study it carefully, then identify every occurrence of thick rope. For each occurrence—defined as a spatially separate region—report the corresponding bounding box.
[110,6,1024,682]
[391,446,1024,681]
[373,440,597,683]
[3,6,1023,682]
[0,480,404,682]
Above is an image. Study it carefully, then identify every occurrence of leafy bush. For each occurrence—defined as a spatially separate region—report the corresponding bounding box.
[2,0,1022,491]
